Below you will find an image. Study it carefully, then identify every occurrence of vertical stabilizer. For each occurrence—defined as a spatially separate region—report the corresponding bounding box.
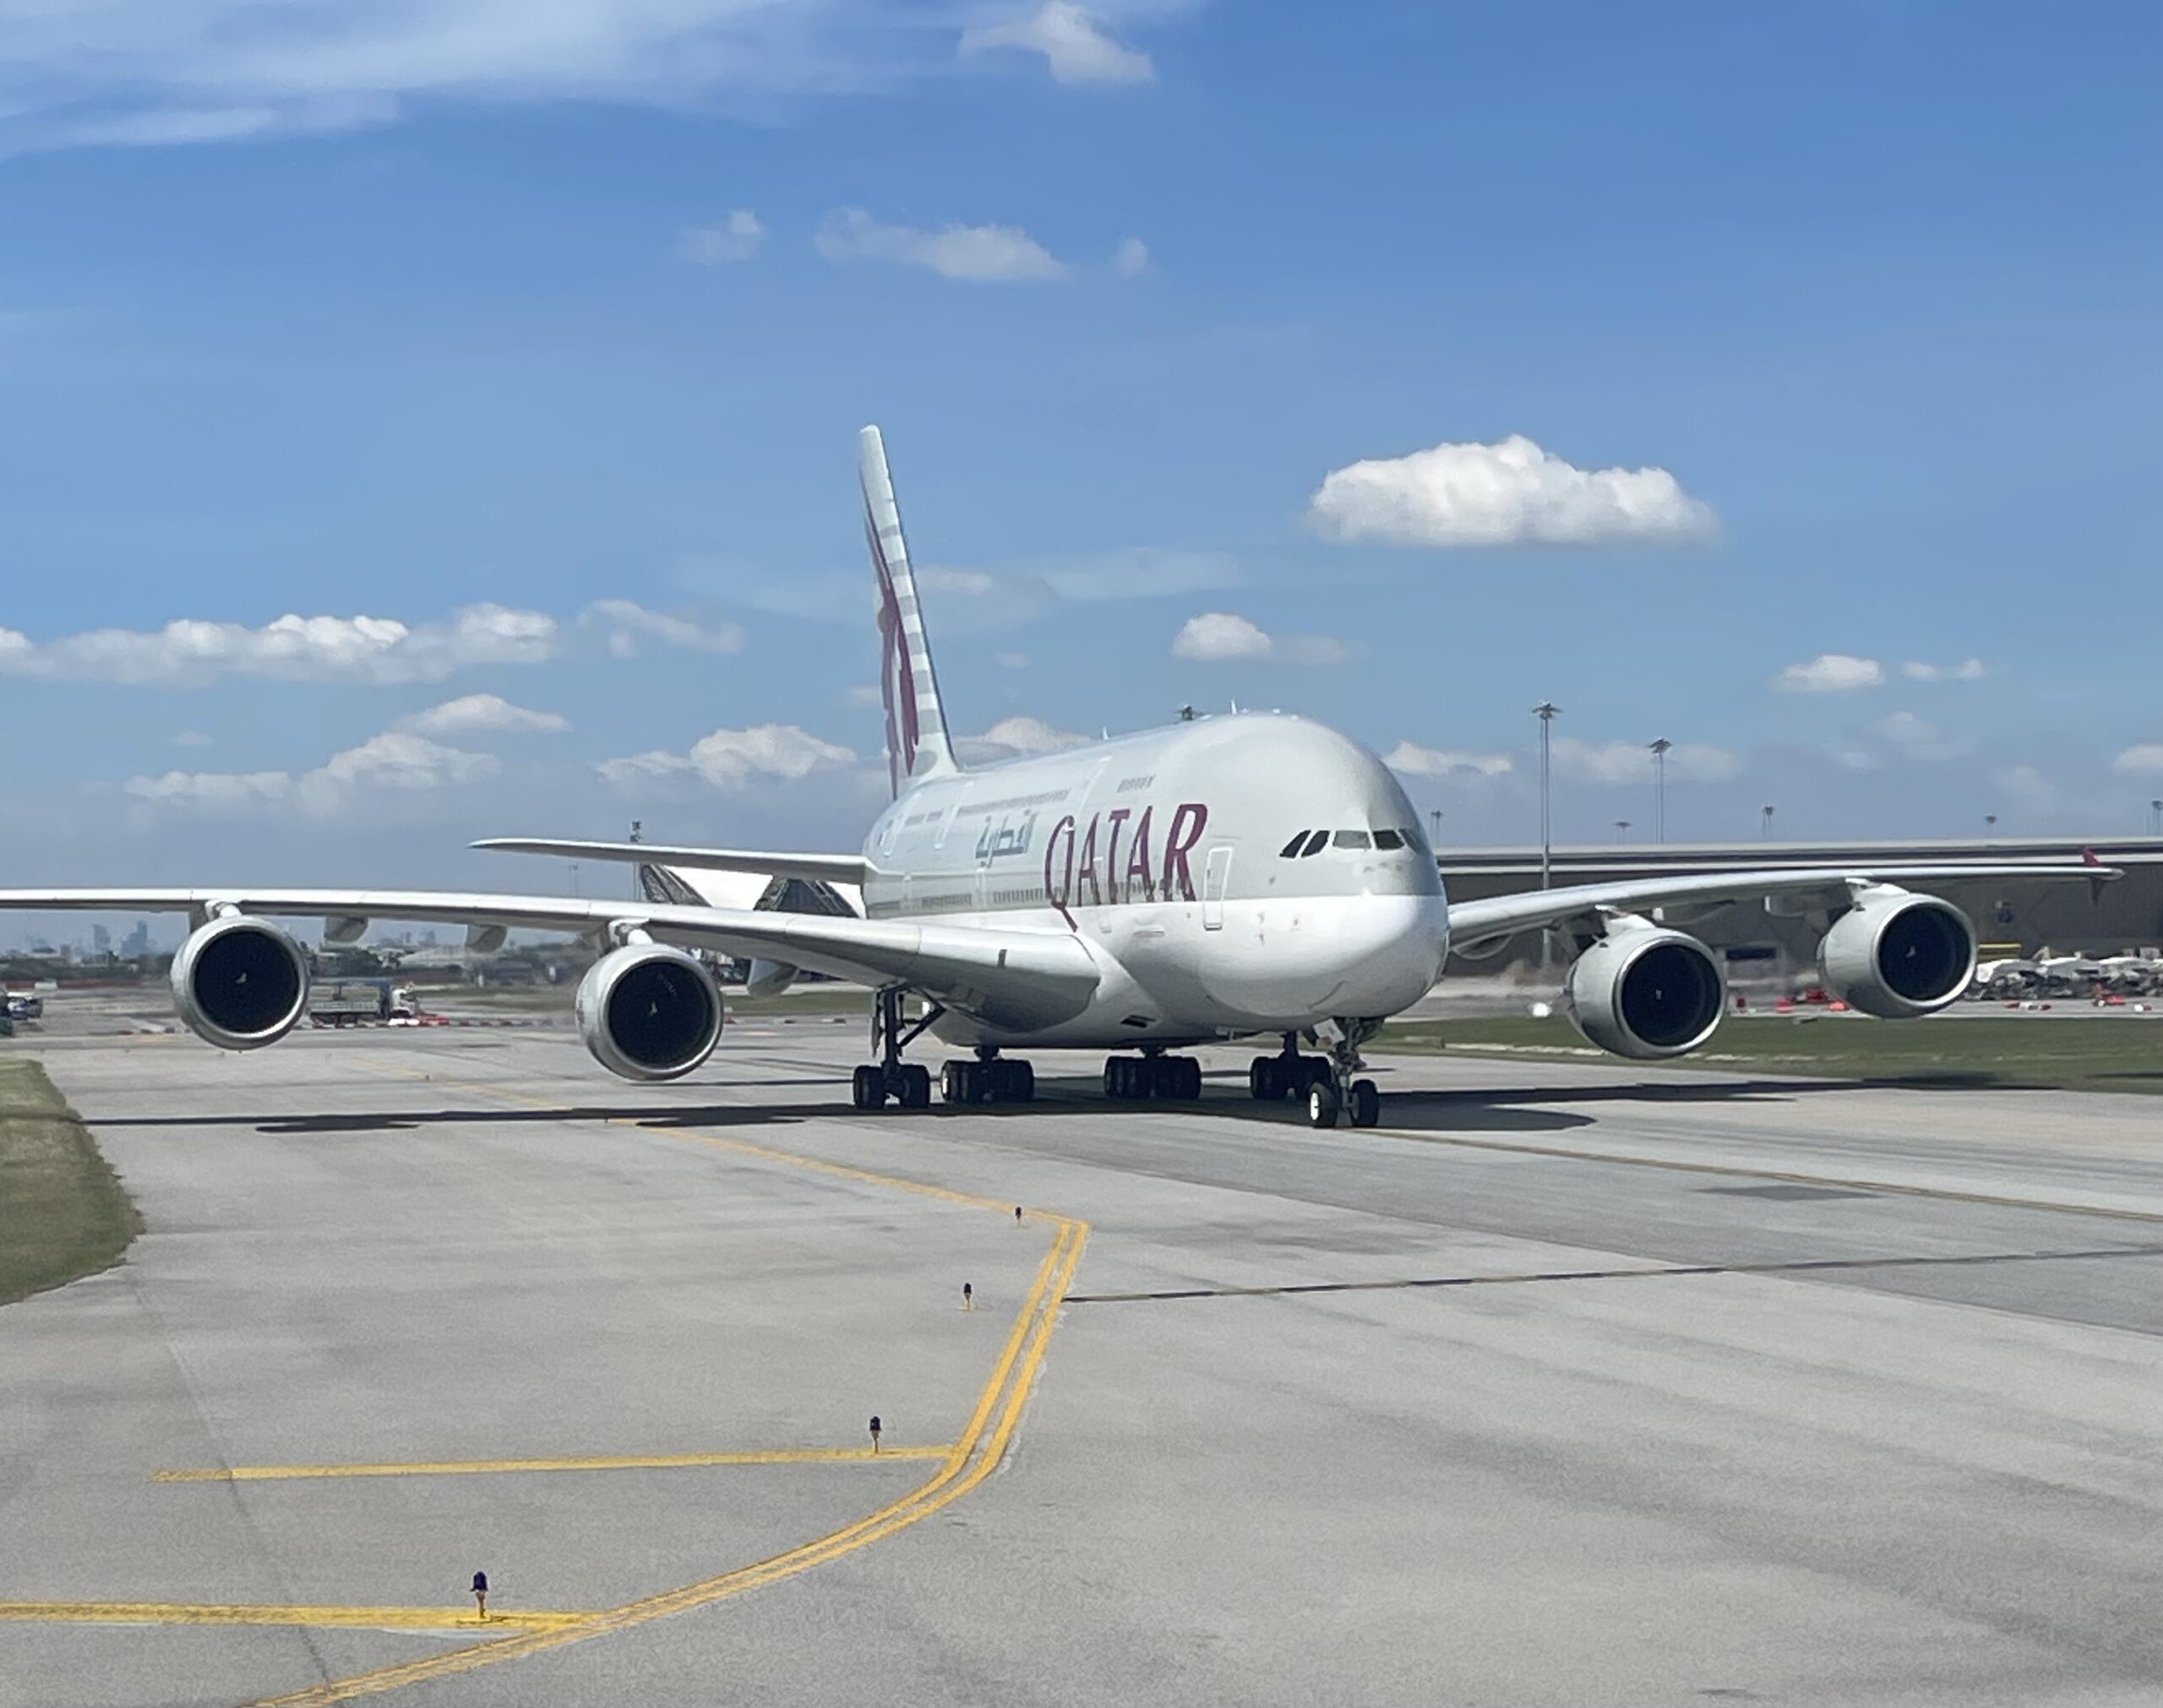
[860,425,962,797]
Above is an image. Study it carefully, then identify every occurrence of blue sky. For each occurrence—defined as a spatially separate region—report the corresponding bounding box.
[2,0,2160,906]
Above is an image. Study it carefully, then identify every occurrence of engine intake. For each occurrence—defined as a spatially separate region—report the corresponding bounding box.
[1565,922,1725,1060]
[171,915,311,1050]
[1819,886,1976,1018]
[575,944,723,1081]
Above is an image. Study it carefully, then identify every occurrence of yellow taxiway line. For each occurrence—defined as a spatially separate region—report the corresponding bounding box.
[154,1444,951,1482]
[0,1602,589,1633]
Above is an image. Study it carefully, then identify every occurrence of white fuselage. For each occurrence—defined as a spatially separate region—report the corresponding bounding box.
[853,713,1451,1050]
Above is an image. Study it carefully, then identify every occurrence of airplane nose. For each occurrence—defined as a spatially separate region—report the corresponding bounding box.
[1203,895,1448,1025]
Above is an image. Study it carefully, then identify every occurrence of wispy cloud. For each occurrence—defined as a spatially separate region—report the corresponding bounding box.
[682,210,765,265]
[596,724,856,791]
[397,694,569,737]
[581,600,744,658]
[959,2,1155,84]
[1308,434,1719,548]
[127,731,496,818]
[815,208,1071,281]
[1901,658,1986,683]
[1383,742,1513,779]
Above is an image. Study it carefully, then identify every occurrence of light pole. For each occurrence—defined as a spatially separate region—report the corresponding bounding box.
[1614,819,1632,841]
[1428,808,1443,848]
[1532,703,1561,892]
[1984,813,1998,838]
[2151,798,2161,835]
[1761,804,1775,840]
[1649,738,1672,844]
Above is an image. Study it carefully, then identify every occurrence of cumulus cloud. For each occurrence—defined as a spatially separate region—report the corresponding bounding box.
[1307,434,1719,548]
[0,4,951,153]
[0,605,558,686]
[1901,658,1987,683]
[1552,737,1740,785]
[959,2,1155,84]
[582,599,744,658]
[815,208,1070,282]
[126,731,496,818]
[397,694,569,737]
[1775,654,1885,694]
[597,724,856,791]
[956,715,1092,764]
[1171,612,1344,665]
[2113,745,2163,775]
[1383,742,1514,779]
[682,210,764,264]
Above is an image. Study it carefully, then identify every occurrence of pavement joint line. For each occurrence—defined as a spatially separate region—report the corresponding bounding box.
[0,1603,590,1633]
[1383,1129,2163,1225]
[154,1444,954,1482]
[1066,1242,2163,1303]
[231,1055,1091,1708]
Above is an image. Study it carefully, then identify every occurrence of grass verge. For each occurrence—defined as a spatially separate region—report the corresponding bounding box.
[0,1058,141,1305]
[1375,1014,2163,1096]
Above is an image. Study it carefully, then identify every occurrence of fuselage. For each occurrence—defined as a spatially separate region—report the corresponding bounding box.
[857,713,1451,1049]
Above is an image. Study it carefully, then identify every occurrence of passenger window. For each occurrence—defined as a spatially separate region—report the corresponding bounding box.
[1279,832,1310,858]
[1332,830,1372,850]
[1300,830,1328,857]
[1371,829,1404,850]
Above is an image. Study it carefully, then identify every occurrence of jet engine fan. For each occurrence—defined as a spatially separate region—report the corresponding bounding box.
[575,944,724,1081]
[170,914,312,1050]
[1818,885,1976,1018]
[1564,919,1726,1060]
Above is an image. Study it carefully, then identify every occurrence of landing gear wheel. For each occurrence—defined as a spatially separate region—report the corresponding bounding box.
[940,1061,964,1103]
[1178,1058,1202,1101]
[1349,1078,1381,1129]
[1306,1080,1341,1129]
[898,1064,932,1108]
[1000,1060,1036,1102]
[1249,1057,1272,1101]
[851,1064,885,1110]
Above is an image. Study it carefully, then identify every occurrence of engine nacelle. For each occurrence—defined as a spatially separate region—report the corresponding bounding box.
[170,915,311,1050]
[744,957,798,999]
[1819,886,1976,1018]
[575,944,724,1082]
[1564,921,1726,1060]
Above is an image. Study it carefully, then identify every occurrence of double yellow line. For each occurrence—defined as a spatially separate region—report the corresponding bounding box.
[253,1215,1088,1707]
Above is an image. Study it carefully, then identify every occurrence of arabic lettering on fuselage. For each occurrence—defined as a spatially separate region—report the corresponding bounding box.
[975,813,1038,862]
[1043,802,1210,911]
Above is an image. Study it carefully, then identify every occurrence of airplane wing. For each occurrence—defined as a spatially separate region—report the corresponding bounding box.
[472,838,868,887]
[0,889,1097,1031]
[1447,862,2117,954]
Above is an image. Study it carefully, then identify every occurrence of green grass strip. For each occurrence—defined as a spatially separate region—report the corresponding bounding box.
[0,1058,140,1305]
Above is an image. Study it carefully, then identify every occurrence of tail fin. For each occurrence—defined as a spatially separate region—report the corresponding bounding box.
[860,425,961,797]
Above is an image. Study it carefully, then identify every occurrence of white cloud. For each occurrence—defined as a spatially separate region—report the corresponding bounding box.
[1110,236,1150,277]
[0,604,558,685]
[959,2,1155,84]
[2113,745,2163,775]
[1171,612,1343,665]
[582,599,744,659]
[0,4,947,153]
[1383,742,1514,779]
[1901,658,1986,683]
[397,694,569,737]
[956,716,1091,764]
[125,731,495,818]
[1552,737,1740,785]
[597,724,856,791]
[1775,653,1885,694]
[682,210,764,265]
[1307,434,1719,548]
[170,729,214,749]
[815,208,1070,282]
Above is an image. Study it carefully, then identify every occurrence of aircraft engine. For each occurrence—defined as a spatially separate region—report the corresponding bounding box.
[1564,921,1726,1061]
[170,914,311,1050]
[1818,886,1976,1018]
[575,944,724,1081]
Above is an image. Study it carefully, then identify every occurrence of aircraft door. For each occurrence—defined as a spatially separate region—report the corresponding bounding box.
[1202,846,1233,930]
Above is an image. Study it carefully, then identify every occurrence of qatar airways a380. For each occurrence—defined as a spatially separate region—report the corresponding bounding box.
[0,430,2113,1127]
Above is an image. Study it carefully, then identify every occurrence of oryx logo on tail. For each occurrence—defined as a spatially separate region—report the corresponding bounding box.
[858,425,959,798]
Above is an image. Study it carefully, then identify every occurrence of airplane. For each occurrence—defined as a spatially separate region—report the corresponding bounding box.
[0,428,2120,1129]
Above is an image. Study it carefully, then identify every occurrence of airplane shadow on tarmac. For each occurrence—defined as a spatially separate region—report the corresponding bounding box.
[84,1071,2053,1143]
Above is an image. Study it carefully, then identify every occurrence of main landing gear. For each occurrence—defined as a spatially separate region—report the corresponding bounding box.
[851,989,1038,1111]
[1103,1053,1202,1101]
[1247,1031,1381,1129]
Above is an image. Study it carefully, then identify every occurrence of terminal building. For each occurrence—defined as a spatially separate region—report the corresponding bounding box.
[1436,836,2163,982]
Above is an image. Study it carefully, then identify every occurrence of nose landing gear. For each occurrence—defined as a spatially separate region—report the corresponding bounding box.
[1250,1027,1383,1129]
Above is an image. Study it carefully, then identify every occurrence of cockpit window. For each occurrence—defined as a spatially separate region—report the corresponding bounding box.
[1371,829,1405,850]
[1332,830,1372,850]
[1300,830,1328,857]
[1279,832,1309,858]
